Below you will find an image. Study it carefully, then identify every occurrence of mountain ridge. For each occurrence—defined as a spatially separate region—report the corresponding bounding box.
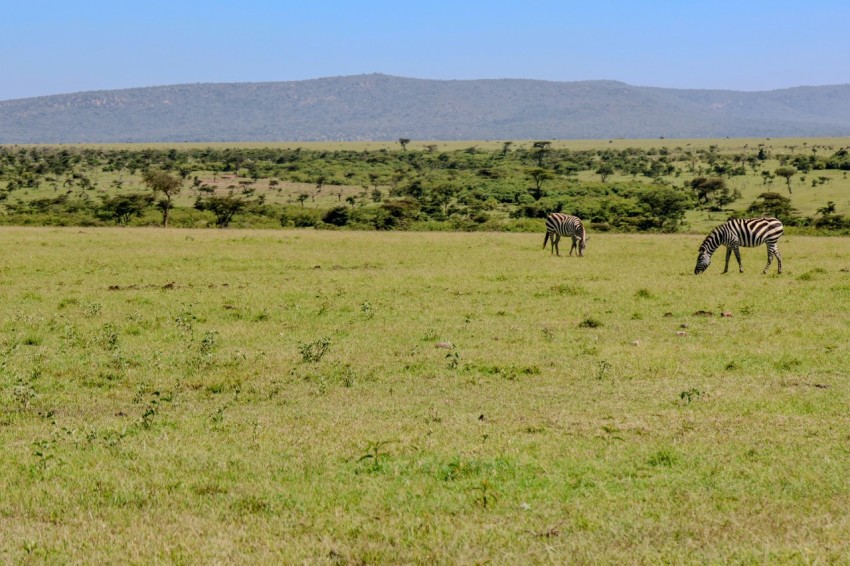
[1,74,849,143]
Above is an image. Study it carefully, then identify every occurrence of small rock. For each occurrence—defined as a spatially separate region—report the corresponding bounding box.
[693,310,713,317]
[663,312,673,318]
[435,341,453,349]
[721,311,733,317]
[520,502,531,511]
[631,340,640,346]
[680,323,689,329]
[676,331,688,337]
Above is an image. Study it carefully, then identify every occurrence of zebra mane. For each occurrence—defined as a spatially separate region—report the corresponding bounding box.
[699,224,724,254]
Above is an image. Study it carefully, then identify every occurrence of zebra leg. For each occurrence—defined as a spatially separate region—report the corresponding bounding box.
[569,236,577,256]
[553,234,561,256]
[723,247,733,273]
[733,246,743,272]
[764,244,782,274]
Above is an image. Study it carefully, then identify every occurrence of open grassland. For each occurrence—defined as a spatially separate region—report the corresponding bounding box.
[1,227,850,563]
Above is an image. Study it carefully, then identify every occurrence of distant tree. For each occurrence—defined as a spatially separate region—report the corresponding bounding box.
[322,206,350,227]
[532,141,552,167]
[688,176,741,210]
[430,185,458,217]
[194,195,248,228]
[501,141,513,156]
[814,201,850,230]
[526,168,554,200]
[774,166,797,194]
[99,193,154,225]
[713,185,742,210]
[398,138,411,151]
[368,173,381,191]
[596,163,614,182]
[296,193,310,207]
[817,201,837,217]
[635,187,691,232]
[142,169,182,227]
[746,192,799,223]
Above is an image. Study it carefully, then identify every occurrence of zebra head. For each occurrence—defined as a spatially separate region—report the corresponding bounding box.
[694,248,712,274]
[578,235,588,256]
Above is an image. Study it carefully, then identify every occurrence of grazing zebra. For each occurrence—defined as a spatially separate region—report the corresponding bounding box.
[694,217,784,275]
[543,213,588,257]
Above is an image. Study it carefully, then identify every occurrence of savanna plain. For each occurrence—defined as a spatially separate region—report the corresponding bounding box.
[2,226,850,564]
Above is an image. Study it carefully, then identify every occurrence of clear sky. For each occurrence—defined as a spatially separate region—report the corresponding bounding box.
[2,0,848,101]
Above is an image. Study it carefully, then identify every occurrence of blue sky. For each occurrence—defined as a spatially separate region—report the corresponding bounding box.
[2,0,848,101]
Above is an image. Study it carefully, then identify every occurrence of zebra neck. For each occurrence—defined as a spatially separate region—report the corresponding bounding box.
[700,234,722,255]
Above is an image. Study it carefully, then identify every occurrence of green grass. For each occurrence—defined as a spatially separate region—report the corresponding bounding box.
[2,226,850,563]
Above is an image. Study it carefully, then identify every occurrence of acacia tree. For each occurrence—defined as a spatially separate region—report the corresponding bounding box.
[817,201,837,216]
[532,141,552,166]
[194,194,248,228]
[635,187,691,232]
[142,169,182,227]
[688,176,741,210]
[596,163,614,182]
[526,168,554,200]
[774,166,797,194]
[746,192,799,223]
[100,193,154,225]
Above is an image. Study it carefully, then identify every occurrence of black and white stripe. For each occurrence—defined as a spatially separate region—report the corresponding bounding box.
[694,217,784,274]
[543,213,588,257]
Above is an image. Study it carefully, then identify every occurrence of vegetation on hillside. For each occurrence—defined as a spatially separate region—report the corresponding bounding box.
[2,139,850,232]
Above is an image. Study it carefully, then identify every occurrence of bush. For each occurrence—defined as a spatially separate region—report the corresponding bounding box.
[281,206,322,228]
[322,206,351,227]
[373,198,420,230]
[814,214,850,231]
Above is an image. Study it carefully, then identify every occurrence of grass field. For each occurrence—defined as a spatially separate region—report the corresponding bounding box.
[2,226,850,563]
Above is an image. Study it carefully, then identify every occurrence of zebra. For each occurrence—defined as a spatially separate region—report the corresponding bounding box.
[694,217,784,275]
[543,213,588,257]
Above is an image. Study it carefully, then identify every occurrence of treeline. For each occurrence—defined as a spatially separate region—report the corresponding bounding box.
[1,143,849,231]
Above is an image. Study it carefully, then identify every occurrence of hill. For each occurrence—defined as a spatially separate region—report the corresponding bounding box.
[1,74,849,143]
